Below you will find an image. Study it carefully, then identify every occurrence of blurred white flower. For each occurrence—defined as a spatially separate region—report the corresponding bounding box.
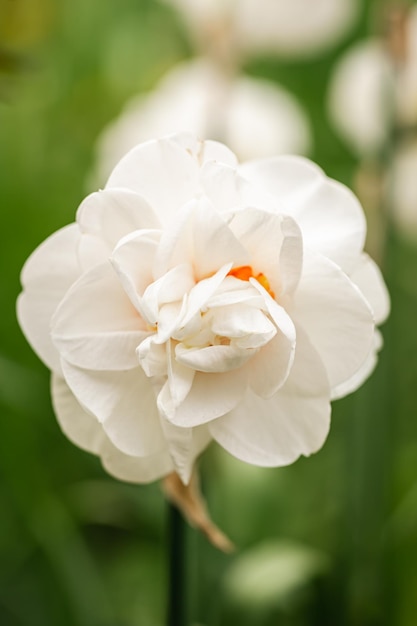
[17,133,389,485]
[327,39,393,156]
[93,59,311,186]
[328,6,417,155]
[165,0,360,58]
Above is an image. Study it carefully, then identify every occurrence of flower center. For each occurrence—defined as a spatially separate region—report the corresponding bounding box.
[227,265,275,299]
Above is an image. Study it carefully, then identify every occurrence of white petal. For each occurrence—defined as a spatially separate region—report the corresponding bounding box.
[241,156,366,272]
[159,417,211,484]
[176,343,254,373]
[51,374,105,454]
[192,197,250,278]
[210,327,331,466]
[349,253,390,325]
[111,228,161,320]
[250,279,296,344]
[193,138,238,167]
[167,339,195,409]
[331,329,383,400]
[17,224,82,373]
[76,188,161,248]
[293,249,374,390]
[155,198,249,280]
[51,262,147,371]
[61,360,165,458]
[77,233,110,270]
[180,263,233,328]
[105,134,200,225]
[137,336,167,378]
[209,304,276,347]
[247,330,295,398]
[228,208,303,297]
[51,367,212,484]
[53,374,173,484]
[207,277,264,308]
[165,370,246,427]
[100,439,174,484]
[201,160,257,213]
[141,264,195,327]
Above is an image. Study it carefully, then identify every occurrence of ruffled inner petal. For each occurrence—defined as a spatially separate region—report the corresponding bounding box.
[175,342,254,373]
[228,208,303,297]
[105,134,201,226]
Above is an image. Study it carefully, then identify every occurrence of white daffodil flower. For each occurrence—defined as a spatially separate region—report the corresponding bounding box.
[17,133,389,485]
[93,59,311,186]
[164,0,360,59]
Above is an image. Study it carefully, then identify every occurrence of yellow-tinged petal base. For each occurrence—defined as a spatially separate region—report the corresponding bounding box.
[227,265,275,298]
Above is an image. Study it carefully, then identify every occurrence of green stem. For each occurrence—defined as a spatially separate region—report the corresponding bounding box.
[167,502,187,626]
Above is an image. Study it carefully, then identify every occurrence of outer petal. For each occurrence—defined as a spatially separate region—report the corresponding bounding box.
[61,360,165,458]
[51,374,105,454]
[349,253,390,325]
[51,262,147,371]
[331,329,383,400]
[209,327,331,466]
[17,224,82,373]
[101,440,174,484]
[105,134,203,225]
[240,156,366,272]
[76,188,161,249]
[293,249,374,390]
[52,372,205,484]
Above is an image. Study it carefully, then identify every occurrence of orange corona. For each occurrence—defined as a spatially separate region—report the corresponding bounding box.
[227,265,275,299]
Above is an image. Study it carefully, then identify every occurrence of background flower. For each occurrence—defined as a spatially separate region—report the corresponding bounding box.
[327,39,392,157]
[165,0,360,59]
[18,133,389,486]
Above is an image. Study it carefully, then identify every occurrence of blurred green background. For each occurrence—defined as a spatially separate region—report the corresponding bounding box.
[1,0,417,624]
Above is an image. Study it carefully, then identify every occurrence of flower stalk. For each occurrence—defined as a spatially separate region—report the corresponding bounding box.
[167,501,187,626]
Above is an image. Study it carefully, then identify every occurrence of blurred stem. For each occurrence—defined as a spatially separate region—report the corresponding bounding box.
[167,502,187,626]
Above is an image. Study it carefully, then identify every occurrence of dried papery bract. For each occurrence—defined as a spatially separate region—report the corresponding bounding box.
[163,471,235,552]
